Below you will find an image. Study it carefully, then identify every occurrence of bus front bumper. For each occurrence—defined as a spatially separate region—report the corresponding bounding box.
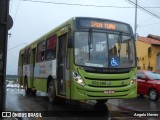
[71,83,137,100]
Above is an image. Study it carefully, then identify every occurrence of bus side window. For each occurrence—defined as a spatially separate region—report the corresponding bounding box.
[41,51,45,60]
[37,41,45,62]
[45,35,57,60]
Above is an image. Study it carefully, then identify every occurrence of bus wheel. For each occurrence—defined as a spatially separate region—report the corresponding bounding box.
[96,99,108,104]
[48,80,57,104]
[149,89,159,101]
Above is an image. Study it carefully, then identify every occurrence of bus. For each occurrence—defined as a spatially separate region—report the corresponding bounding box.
[18,17,137,104]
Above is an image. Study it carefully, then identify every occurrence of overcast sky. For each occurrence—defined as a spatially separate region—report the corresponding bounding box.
[7,0,160,75]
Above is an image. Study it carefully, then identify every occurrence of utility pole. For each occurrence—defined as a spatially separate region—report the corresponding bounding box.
[0,0,12,118]
[134,0,138,39]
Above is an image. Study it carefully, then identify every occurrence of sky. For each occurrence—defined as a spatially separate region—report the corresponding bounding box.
[7,0,160,75]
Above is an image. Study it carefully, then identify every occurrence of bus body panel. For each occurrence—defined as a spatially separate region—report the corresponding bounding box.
[70,58,137,100]
[34,60,56,78]
[32,60,56,92]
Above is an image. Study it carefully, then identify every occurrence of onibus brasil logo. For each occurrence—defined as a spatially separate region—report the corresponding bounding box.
[2,112,42,118]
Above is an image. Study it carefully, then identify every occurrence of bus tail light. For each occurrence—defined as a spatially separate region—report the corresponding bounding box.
[72,71,85,86]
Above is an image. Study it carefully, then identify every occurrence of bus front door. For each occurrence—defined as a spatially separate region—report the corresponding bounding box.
[57,34,67,95]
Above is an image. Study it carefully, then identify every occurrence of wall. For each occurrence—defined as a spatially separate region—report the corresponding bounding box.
[136,40,160,72]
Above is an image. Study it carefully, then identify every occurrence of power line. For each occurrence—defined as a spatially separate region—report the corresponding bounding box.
[21,0,160,8]
[126,0,160,19]
[9,0,21,39]
[138,22,160,28]
[9,0,14,14]
[13,0,21,21]
[139,0,160,13]
[8,43,27,51]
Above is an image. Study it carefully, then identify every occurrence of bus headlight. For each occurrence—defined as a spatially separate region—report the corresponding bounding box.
[72,71,85,86]
[130,75,137,85]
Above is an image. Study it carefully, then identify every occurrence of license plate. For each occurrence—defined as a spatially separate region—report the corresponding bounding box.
[91,81,107,86]
[104,90,115,94]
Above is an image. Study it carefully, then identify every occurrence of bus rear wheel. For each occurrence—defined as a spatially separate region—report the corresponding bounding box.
[24,77,31,95]
[48,80,57,104]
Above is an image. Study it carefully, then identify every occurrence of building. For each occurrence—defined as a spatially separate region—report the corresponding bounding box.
[136,34,160,72]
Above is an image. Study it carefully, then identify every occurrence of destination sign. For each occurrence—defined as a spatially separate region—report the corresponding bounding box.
[90,21,116,30]
[76,18,131,33]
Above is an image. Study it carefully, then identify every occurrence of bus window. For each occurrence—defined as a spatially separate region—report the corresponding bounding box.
[108,34,119,56]
[45,35,57,60]
[37,41,45,62]
[24,48,31,65]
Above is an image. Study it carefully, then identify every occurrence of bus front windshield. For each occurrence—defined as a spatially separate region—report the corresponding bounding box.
[74,31,136,68]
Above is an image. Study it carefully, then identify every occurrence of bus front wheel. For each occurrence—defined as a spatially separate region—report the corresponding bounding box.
[48,80,57,104]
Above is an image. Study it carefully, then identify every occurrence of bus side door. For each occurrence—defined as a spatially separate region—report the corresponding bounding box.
[57,33,67,95]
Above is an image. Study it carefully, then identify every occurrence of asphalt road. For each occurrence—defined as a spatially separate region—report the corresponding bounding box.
[4,86,160,120]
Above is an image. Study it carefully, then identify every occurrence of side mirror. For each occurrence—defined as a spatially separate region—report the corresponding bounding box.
[68,37,73,48]
[67,27,73,48]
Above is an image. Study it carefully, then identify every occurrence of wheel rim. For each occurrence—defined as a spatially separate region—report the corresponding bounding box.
[150,90,157,100]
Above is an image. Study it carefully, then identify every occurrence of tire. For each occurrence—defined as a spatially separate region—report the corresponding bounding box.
[149,89,159,101]
[48,80,57,104]
[96,99,108,104]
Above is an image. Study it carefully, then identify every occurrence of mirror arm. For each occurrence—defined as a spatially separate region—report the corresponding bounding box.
[68,26,73,48]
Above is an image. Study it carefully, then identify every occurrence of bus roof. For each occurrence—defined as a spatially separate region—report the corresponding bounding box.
[19,17,132,53]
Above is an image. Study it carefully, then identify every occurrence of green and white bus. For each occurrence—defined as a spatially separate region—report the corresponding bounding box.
[18,17,137,104]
